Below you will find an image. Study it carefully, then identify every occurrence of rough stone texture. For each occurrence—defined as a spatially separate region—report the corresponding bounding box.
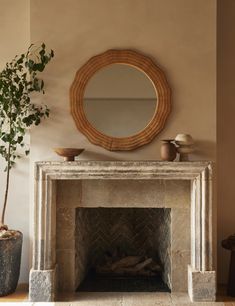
[171,250,190,292]
[29,268,57,302]
[171,208,190,252]
[57,180,82,208]
[188,265,216,302]
[56,207,75,250]
[121,292,172,306]
[56,205,76,292]
[157,209,171,288]
[81,179,165,208]
[57,194,189,293]
[56,181,191,293]
[56,250,76,291]
[0,232,23,296]
[171,208,191,292]
[73,179,191,209]
[33,291,230,305]
[30,161,215,302]
[165,180,191,208]
[56,183,78,289]
[34,161,213,181]
[75,208,90,288]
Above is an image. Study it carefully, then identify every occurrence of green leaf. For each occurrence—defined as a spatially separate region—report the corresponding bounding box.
[17,136,23,143]
[0,42,53,176]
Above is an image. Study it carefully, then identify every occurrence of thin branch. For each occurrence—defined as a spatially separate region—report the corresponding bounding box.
[1,142,11,226]
[0,43,53,229]
[0,106,12,227]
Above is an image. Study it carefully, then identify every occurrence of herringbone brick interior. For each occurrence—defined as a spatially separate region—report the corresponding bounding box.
[75,208,171,288]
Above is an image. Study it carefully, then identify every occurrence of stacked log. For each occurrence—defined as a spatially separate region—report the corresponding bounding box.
[96,254,161,277]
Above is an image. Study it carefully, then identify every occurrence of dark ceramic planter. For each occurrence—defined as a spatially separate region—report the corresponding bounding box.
[0,231,23,296]
[160,139,177,161]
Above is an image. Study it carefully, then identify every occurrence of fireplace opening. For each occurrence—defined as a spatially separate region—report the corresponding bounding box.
[75,208,171,292]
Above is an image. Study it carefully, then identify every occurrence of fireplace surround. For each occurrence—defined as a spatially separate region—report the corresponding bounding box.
[29,161,216,302]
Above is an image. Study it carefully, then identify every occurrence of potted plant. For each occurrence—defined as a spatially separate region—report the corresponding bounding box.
[0,43,54,296]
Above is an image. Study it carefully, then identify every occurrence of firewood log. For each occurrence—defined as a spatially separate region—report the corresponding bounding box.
[112,258,153,275]
[146,261,162,272]
[111,256,143,270]
[131,258,153,271]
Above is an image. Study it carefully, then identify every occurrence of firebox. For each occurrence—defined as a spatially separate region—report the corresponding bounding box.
[74,208,171,292]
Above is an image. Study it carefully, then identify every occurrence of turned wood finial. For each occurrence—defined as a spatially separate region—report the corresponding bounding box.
[222,234,235,251]
[222,234,235,296]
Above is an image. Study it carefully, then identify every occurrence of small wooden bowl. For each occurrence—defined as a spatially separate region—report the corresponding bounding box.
[54,148,84,161]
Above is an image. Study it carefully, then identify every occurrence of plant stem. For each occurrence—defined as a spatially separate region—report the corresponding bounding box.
[1,142,11,226]
[1,105,12,228]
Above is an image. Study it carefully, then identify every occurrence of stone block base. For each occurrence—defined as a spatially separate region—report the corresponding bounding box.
[29,267,57,302]
[188,265,216,302]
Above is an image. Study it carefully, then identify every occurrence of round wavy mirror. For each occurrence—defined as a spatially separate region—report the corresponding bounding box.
[70,50,171,151]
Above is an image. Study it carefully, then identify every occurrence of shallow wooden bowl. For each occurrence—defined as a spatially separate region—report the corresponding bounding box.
[54,148,84,161]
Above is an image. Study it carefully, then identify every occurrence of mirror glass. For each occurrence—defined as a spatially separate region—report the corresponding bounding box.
[84,64,157,138]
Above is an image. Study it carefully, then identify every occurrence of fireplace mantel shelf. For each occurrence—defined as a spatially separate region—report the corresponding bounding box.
[35,160,213,181]
[30,160,216,303]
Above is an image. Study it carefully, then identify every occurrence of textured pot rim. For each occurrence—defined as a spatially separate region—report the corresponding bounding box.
[0,230,23,241]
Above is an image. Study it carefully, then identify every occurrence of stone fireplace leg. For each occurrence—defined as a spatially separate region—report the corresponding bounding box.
[188,169,216,302]
[188,265,216,301]
[29,267,57,302]
[29,177,57,302]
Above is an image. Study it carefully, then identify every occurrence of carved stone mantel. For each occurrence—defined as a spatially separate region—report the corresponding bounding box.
[29,161,216,302]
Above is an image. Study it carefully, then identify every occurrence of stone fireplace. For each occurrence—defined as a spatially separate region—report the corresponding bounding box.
[29,161,216,302]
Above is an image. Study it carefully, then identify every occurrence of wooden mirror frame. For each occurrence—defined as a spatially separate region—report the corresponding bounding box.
[70,49,171,151]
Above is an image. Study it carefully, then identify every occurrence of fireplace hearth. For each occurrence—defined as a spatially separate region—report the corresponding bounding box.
[29,161,216,302]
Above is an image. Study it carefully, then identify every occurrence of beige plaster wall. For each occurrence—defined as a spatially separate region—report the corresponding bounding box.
[30,0,216,162]
[29,0,217,282]
[4,0,235,288]
[217,0,235,284]
[0,0,217,285]
[0,0,30,283]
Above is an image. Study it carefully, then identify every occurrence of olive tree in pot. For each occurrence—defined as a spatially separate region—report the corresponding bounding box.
[0,43,54,296]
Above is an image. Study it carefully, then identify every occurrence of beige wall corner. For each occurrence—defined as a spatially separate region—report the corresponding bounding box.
[0,0,30,283]
[1,0,220,286]
[217,0,235,285]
